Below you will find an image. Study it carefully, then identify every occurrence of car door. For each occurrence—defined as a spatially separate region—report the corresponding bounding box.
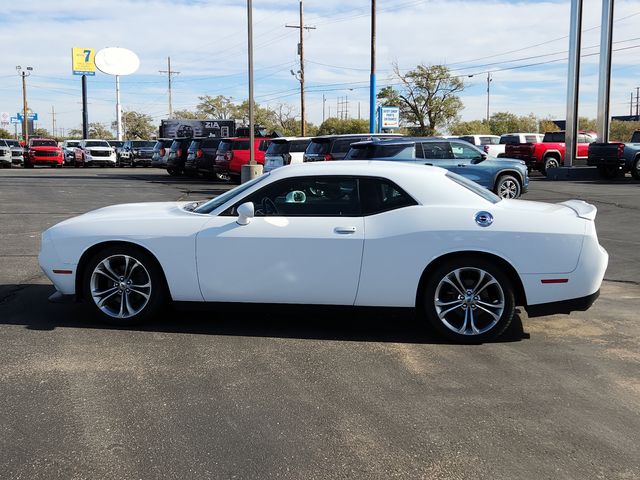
[196,176,365,305]
[576,133,594,159]
[449,141,493,188]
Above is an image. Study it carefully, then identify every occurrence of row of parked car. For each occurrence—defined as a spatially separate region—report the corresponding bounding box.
[152,132,530,199]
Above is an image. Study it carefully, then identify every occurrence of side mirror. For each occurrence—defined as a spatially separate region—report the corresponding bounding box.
[236,202,254,225]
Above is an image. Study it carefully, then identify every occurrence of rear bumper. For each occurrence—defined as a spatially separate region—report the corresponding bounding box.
[525,290,599,317]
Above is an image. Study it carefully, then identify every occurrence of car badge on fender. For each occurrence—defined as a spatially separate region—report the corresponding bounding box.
[475,211,493,227]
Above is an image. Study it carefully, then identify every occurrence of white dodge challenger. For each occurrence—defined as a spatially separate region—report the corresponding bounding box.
[39,161,608,342]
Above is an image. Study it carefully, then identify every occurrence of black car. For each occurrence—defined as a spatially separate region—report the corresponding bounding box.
[185,137,223,178]
[166,138,192,176]
[119,140,156,167]
[303,133,402,162]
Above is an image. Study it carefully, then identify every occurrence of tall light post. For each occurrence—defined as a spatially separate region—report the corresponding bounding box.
[486,72,492,123]
[369,0,376,133]
[16,66,33,144]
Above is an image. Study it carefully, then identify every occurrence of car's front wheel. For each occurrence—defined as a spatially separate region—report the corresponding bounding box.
[84,245,167,325]
[541,156,560,175]
[422,257,516,343]
[494,174,521,199]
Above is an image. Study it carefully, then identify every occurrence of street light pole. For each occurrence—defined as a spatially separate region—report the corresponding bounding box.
[369,0,376,133]
[486,72,492,123]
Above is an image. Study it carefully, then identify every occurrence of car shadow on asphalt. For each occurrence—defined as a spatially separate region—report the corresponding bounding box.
[1,284,529,344]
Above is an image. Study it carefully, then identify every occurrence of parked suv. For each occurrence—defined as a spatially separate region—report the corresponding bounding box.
[263,137,312,173]
[61,140,81,165]
[166,138,192,175]
[185,137,223,178]
[457,134,504,157]
[2,139,24,165]
[344,137,529,198]
[119,140,156,167]
[0,140,12,168]
[214,137,271,183]
[74,139,117,167]
[151,138,173,168]
[25,138,64,168]
[303,133,402,162]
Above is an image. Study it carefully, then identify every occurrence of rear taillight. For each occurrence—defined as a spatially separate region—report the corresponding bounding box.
[196,149,203,158]
[177,148,183,157]
[283,153,292,165]
[160,148,166,156]
[617,143,625,158]
[324,153,333,161]
[483,145,490,153]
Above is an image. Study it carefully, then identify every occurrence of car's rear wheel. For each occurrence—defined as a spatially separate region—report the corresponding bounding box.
[495,174,521,199]
[422,257,515,343]
[84,245,167,325]
[630,157,640,180]
[541,156,560,175]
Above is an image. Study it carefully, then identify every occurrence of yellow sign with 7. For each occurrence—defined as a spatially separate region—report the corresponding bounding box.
[72,48,96,76]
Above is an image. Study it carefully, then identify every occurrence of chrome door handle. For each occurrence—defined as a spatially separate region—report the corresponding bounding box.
[334,226,357,234]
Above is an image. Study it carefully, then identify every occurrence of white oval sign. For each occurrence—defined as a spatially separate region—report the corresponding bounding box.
[95,47,140,76]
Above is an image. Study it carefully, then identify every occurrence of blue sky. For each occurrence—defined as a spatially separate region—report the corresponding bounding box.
[0,0,638,136]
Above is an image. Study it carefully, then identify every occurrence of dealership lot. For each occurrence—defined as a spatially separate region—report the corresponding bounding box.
[0,168,639,479]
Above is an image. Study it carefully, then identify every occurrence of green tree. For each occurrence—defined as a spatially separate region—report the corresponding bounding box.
[0,128,12,138]
[610,120,640,142]
[32,128,51,137]
[197,95,236,119]
[537,117,561,133]
[449,120,491,135]
[172,109,199,119]
[578,117,597,132]
[317,118,369,135]
[68,123,114,139]
[487,112,537,135]
[112,111,155,139]
[377,63,464,135]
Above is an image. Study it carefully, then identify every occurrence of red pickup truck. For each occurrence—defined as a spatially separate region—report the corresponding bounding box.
[24,138,64,168]
[504,131,597,175]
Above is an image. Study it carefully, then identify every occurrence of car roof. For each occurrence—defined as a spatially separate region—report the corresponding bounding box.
[309,133,404,140]
[270,136,312,142]
[349,136,453,147]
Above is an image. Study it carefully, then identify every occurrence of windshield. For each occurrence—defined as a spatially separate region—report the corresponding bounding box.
[445,171,501,204]
[5,140,20,147]
[194,174,270,214]
[31,140,57,147]
[109,141,124,147]
[85,141,110,148]
[65,141,81,147]
[132,141,155,147]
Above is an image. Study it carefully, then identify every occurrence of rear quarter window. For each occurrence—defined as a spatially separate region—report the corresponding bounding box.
[290,140,310,152]
[307,140,330,155]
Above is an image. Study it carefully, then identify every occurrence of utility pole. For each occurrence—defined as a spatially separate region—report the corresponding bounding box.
[631,92,634,116]
[286,1,315,136]
[51,105,56,138]
[369,0,376,133]
[636,87,639,117]
[159,57,180,118]
[486,72,492,123]
[16,66,32,144]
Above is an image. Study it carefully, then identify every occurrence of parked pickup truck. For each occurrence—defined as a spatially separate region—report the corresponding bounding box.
[504,131,597,175]
[587,130,640,179]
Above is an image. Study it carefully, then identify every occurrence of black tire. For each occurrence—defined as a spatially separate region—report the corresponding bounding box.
[167,168,179,176]
[421,256,516,343]
[598,165,619,179]
[630,157,640,180]
[541,156,560,176]
[494,174,522,199]
[83,245,167,326]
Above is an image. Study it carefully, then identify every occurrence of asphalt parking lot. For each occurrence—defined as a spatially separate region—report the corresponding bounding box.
[1,168,639,479]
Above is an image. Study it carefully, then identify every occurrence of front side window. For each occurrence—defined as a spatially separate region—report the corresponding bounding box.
[450,141,481,159]
[345,144,413,160]
[419,142,453,160]
[230,176,360,217]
